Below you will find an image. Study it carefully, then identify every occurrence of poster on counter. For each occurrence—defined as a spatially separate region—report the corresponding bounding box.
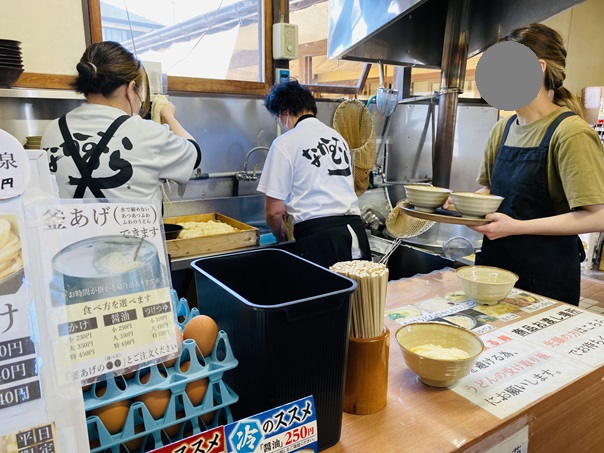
[224,396,317,453]
[451,305,604,418]
[149,397,317,453]
[32,200,180,383]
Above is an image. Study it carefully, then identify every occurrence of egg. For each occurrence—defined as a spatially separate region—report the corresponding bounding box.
[164,410,185,438]
[88,387,130,435]
[123,425,145,452]
[163,326,184,368]
[180,361,209,406]
[135,372,171,419]
[183,315,219,357]
[122,367,138,380]
[201,410,216,425]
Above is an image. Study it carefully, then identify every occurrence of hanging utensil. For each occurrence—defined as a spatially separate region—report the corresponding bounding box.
[333,99,376,196]
[376,64,398,117]
[442,236,474,261]
[379,200,435,264]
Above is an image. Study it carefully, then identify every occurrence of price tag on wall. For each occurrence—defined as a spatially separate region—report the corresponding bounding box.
[0,130,30,199]
[598,97,604,125]
[583,86,603,110]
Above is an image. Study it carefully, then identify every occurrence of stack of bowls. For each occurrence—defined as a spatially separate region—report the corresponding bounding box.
[24,135,42,149]
[0,39,24,88]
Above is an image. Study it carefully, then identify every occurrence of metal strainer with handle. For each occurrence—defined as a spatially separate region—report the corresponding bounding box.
[379,200,435,264]
[442,236,474,261]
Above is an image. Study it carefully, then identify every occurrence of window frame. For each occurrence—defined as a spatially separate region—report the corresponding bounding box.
[88,0,274,96]
[15,0,274,95]
[13,0,369,96]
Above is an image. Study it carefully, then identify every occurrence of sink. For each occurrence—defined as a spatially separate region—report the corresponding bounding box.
[370,236,457,280]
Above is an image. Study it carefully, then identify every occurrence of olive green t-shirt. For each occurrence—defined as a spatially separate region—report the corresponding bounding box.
[477,107,604,213]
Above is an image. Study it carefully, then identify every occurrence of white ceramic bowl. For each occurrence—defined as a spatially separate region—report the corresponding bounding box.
[451,192,504,218]
[404,185,452,213]
[456,265,519,305]
[395,322,484,387]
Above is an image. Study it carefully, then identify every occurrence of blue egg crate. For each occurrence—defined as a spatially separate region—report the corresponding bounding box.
[84,292,239,452]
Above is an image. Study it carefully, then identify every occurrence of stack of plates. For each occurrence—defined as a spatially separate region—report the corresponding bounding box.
[24,135,42,149]
[0,39,24,88]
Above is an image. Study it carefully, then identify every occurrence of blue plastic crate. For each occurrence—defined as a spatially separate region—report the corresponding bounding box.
[85,293,239,452]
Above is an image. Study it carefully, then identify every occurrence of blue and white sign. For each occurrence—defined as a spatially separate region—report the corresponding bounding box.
[225,396,318,453]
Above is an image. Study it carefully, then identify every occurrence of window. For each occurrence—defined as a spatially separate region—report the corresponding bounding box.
[288,0,370,98]
[88,0,271,95]
[409,54,481,98]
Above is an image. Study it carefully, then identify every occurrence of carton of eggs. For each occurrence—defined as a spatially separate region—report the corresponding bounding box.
[84,304,239,453]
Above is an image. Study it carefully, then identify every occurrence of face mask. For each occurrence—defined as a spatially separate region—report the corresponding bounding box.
[276,112,289,131]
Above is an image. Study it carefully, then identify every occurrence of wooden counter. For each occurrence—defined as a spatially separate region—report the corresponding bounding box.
[326,269,604,452]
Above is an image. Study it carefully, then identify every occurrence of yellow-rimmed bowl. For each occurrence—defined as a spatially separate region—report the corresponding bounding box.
[450,192,504,218]
[395,322,484,387]
[404,184,452,213]
[456,265,519,305]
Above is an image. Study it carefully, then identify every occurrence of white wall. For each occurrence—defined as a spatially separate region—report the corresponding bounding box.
[2,0,85,75]
[543,0,604,98]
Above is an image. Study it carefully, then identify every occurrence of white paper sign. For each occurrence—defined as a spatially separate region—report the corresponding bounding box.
[34,201,180,382]
[0,130,31,199]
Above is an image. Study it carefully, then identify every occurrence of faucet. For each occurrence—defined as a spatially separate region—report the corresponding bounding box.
[235,146,270,182]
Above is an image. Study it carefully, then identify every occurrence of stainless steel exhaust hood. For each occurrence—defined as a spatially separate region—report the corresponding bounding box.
[328,0,583,67]
[328,0,583,188]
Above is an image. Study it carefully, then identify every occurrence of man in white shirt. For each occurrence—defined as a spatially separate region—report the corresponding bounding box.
[257,80,371,267]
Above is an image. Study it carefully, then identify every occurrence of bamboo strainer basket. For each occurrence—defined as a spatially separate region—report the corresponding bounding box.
[379,200,435,264]
[333,99,376,196]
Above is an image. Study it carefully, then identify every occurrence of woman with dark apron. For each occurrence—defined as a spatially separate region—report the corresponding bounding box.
[471,24,604,306]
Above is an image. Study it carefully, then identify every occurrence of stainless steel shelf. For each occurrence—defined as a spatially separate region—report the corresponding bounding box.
[0,88,84,100]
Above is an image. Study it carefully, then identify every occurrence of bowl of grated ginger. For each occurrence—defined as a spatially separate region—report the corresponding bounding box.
[395,322,484,387]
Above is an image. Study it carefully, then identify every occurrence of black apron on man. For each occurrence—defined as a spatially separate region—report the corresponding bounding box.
[293,215,372,268]
[476,111,584,306]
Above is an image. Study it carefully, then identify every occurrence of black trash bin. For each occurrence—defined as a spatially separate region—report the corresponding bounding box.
[191,248,356,451]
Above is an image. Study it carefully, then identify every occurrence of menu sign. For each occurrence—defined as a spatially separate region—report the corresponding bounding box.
[0,131,40,411]
[0,211,40,410]
[0,132,90,453]
[34,201,179,382]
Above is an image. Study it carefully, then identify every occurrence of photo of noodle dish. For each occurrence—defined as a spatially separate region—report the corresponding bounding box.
[417,298,456,313]
[0,215,24,296]
[432,309,492,331]
[386,305,422,321]
[441,314,476,330]
[474,301,520,317]
[443,291,472,303]
[500,291,542,307]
